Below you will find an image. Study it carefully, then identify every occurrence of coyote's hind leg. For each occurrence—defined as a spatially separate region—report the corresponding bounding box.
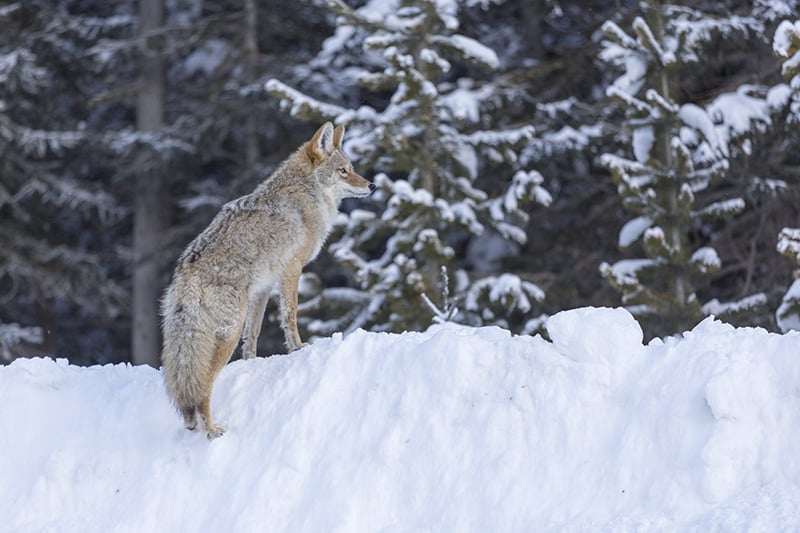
[200,314,245,439]
[241,290,269,360]
[180,404,199,431]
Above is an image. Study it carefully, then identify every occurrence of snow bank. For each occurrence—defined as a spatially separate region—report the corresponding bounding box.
[3,308,800,532]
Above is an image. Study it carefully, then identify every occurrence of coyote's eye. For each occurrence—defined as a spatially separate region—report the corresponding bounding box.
[338,167,348,176]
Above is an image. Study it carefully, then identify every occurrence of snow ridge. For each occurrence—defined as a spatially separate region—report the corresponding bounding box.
[2,308,800,532]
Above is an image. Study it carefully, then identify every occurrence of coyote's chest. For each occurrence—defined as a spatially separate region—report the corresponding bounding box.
[299,197,338,264]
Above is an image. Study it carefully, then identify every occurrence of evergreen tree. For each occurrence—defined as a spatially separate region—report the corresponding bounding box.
[267,0,550,336]
[0,2,129,360]
[701,3,800,332]
[598,0,768,337]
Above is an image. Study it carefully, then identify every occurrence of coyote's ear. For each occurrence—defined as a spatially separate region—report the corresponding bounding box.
[332,125,345,150]
[306,122,335,164]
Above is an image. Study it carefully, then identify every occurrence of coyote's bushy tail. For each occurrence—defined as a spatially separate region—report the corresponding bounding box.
[160,285,215,428]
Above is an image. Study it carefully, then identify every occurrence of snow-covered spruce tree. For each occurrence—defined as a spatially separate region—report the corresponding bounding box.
[598,1,767,337]
[773,18,800,332]
[267,0,550,335]
[0,2,129,360]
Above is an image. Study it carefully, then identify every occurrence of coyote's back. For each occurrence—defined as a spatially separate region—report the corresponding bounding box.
[160,122,373,438]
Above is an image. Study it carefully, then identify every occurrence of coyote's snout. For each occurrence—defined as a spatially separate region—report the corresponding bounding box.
[161,122,373,438]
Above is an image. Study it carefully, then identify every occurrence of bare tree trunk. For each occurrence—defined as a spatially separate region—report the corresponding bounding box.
[649,0,695,331]
[132,0,165,367]
[243,0,260,165]
[652,3,686,308]
[520,0,545,61]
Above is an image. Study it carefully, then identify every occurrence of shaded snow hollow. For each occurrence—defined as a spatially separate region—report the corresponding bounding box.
[3,307,800,532]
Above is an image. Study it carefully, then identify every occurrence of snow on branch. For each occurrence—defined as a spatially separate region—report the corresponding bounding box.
[430,34,500,70]
[774,20,800,83]
[0,49,49,93]
[464,273,544,317]
[601,20,639,51]
[465,125,535,147]
[507,170,552,209]
[643,226,683,260]
[521,123,603,162]
[702,293,767,319]
[15,175,124,221]
[325,0,366,25]
[695,198,745,220]
[85,38,135,69]
[419,47,451,76]
[52,12,134,43]
[0,114,83,157]
[105,128,193,156]
[599,21,648,94]
[669,136,694,174]
[632,17,676,67]
[440,82,494,124]
[778,227,800,264]
[385,10,427,34]
[707,87,772,150]
[644,89,678,115]
[0,322,43,362]
[600,154,650,178]
[599,258,657,288]
[265,79,349,122]
[684,159,730,193]
[678,103,728,157]
[488,170,551,224]
[690,246,721,273]
[777,278,800,333]
[606,86,653,115]
[774,20,800,57]
[300,286,373,338]
[382,179,434,220]
[619,216,653,248]
[755,0,794,21]
[669,9,763,63]
[491,222,528,245]
[0,3,21,17]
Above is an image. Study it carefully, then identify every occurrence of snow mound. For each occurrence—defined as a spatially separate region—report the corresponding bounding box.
[547,306,644,363]
[2,308,800,532]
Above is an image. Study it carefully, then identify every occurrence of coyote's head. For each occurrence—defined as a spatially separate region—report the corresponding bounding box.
[305,122,375,200]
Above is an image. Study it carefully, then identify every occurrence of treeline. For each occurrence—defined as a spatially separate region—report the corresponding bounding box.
[2,0,799,365]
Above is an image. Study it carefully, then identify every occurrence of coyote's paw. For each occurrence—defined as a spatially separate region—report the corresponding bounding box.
[206,424,225,440]
[182,408,199,431]
[288,341,309,352]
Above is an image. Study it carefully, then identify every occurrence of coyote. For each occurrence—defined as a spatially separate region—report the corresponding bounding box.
[161,122,374,438]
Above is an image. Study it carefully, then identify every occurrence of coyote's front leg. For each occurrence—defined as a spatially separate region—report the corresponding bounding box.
[279,260,308,352]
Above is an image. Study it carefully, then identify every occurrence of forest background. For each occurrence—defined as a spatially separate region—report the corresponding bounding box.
[3,0,800,366]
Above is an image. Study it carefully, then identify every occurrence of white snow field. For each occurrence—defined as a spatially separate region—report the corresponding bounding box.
[2,307,800,532]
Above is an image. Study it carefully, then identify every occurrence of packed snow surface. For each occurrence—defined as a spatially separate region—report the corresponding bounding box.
[3,307,800,532]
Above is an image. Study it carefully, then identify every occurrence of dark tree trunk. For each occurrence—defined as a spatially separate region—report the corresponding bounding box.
[244,0,260,165]
[132,0,165,367]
